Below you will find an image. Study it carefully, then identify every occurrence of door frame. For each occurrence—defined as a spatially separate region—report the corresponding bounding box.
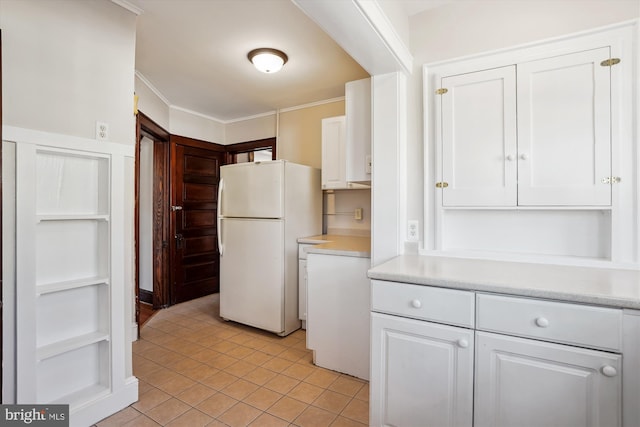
[225,137,276,164]
[135,112,171,318]
[1,28,4,401]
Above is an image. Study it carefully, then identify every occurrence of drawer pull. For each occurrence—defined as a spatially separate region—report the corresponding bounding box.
[410,299,422,309]
[457,339,469,348]
[535,317,549,328]
[601,366,618,377]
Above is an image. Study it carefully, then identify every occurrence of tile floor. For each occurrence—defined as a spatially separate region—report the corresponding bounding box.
[96,294,369,426]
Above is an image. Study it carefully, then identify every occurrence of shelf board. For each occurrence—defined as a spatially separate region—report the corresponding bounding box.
[50,383,111,409]
[37,214,109,222]
[37,276,109,295]
[37,331,110,361]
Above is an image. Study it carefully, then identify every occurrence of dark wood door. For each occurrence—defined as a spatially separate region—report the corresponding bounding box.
[171,143,224,304]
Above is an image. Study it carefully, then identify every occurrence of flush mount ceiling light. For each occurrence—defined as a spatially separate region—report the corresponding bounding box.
[248,48,288,73]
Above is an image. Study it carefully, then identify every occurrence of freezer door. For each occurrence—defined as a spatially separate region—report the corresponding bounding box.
[219,218,285,333]
[220,161,284,218]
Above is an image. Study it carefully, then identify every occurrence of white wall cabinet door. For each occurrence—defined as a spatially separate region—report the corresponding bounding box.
[441,66,517,206]
[370,312,474,427]
[321,116,347,189]
[345,78,372,183]
[517,47,611,206]
[474,331,621,427]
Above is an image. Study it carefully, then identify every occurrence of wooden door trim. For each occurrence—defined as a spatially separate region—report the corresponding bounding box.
[224,137,276,164]
[136,112,171,315]
[1,28,4,400]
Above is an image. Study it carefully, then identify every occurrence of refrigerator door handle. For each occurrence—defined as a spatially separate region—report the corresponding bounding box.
[217,178,224,256]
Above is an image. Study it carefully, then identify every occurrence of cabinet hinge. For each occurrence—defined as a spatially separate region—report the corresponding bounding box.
[600,58,621,67]
[435,88,448,95]
[601,176,622,184]
[435,182,449,188]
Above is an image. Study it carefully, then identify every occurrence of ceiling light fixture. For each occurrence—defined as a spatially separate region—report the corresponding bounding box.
[248,48,288,73]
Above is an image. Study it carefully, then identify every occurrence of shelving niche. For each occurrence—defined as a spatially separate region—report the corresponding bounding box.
[13,130,137,427]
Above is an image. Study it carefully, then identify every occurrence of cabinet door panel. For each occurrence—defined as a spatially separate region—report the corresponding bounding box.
[321,116,346,189]
[517,47,611,206]
[475,331,621,427]
[371,313,473,427]
[441,66,517,206]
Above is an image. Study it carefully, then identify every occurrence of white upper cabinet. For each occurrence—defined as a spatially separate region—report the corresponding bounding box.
[439,47,612,207]
[322,78,371,189]
[517,47,611,206]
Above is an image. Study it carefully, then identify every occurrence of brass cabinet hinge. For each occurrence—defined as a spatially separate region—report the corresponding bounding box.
[435,88,448,95]
[435,182,449,188]
[601,176,622,184]
[600,58,621,67]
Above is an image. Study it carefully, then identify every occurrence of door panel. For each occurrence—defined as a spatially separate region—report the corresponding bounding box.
[220,161,283,218]
[441,66,517,206]
[517,47,611,206]
[172,144,223,304]
[370,313,474,427]
[474,331,621,427]
[219,218,284,333]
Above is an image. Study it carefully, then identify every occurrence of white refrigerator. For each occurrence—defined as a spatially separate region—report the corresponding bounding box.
[218,160,322,336]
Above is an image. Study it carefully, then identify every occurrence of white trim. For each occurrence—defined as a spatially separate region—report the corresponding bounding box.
[277,96,345,114]
[353,0,413,75]
[3,126,135,157]
[426,19,639,71]
[135,71,171,106]
[136,71,346,125]
[225,110,277,124]
[169,105,226,125]
[109,0,143,15]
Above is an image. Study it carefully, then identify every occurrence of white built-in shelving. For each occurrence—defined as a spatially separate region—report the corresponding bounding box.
[11,127,138,427]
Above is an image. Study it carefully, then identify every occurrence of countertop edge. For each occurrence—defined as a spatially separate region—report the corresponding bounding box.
[367,255,640,310]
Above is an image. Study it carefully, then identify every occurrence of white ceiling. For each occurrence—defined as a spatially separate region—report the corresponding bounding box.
[129,0,448,122]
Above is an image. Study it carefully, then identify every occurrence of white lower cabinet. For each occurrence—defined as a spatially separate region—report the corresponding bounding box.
[370,280,627,427]
[474,331,621,427]
[370,312,474,427]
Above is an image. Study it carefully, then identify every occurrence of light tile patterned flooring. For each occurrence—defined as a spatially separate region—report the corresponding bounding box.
[96,294,369,427]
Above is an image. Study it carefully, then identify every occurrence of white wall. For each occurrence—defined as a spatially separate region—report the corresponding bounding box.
[169,107,225,144]
[1,0,137,144]
[406,0,640,249]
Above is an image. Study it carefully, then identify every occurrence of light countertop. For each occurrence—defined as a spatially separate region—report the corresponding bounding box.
[368,255,640,309]
[298,234,371,258]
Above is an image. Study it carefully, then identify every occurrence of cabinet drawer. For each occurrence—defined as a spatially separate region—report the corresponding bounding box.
[371,280,475,328]
[476,293,622,351]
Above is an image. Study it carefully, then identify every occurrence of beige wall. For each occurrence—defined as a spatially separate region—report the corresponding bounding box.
[226,114,277,144]
[1,0,137,144]
[277,100,345,169]
[406,0,640,247]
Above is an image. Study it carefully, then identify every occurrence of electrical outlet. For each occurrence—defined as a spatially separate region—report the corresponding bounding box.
[96,121,109,141]
[407,220,419,241]
[354,208,363,220]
